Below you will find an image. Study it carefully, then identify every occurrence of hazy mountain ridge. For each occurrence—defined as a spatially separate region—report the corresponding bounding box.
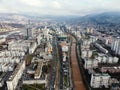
[76,12,120,25]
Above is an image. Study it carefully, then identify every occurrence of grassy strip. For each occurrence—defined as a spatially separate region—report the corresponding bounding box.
[22,84,45,90]
[26,54,34,65]
[55,42,60,90]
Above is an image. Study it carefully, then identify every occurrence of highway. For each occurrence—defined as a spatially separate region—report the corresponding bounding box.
[56,44,63,90]
[47,36,57,90]
[71,36,86,90]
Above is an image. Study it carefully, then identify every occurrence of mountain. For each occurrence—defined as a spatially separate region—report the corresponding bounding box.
[86,12,120,24]
[70,12,120,25]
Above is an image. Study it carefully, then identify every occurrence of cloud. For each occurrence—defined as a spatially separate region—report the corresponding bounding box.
[0,0,120,16]
[20,0,44,7]
[51,1,61,9]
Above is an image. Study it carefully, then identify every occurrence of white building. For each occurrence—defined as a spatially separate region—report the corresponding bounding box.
[34,62,43,79]
[90,73,110,88]
[84,59,98,69]
[0,57,20,64]
[82,40,91,46]
[0,50,25,57]
[8,40,31,52]
[95,43,108,54]
[36,34,42,45]
[29,42,37,54]
[82,50,92,58]
[111,38,120,55]
[6,61,25,90]
[43,27,49,36]
[0,37,6,44]
[96,54,119,64]
[89,36,98,43]
[0,63,14,72]
[62,46,69,52]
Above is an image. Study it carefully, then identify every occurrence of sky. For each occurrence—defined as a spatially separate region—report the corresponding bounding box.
[0,0,120,16]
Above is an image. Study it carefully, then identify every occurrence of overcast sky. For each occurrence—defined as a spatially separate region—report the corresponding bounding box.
[0,0,120,16]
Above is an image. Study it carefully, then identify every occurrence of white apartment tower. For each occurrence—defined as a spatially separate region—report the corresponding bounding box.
[111,38,120,55]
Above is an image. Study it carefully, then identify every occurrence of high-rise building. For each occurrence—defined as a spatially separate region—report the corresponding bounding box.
[111,38,120,55]
[26,20,33,39]
[26,28,33,39]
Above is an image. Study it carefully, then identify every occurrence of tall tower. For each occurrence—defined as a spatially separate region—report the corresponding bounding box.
[26,20,32,39]
[26,28,29,39]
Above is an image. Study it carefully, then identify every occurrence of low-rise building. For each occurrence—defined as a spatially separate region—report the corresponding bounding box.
[82,50,92,58]
[8,40,31,52]
[0,50,25,57]
[0,57,20,64]
[90,73,110,88]
[6,61,25,90]
[97,54,119,64]
[0,63,14,72]
[84,59,98,69]
[34,62,43,79]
